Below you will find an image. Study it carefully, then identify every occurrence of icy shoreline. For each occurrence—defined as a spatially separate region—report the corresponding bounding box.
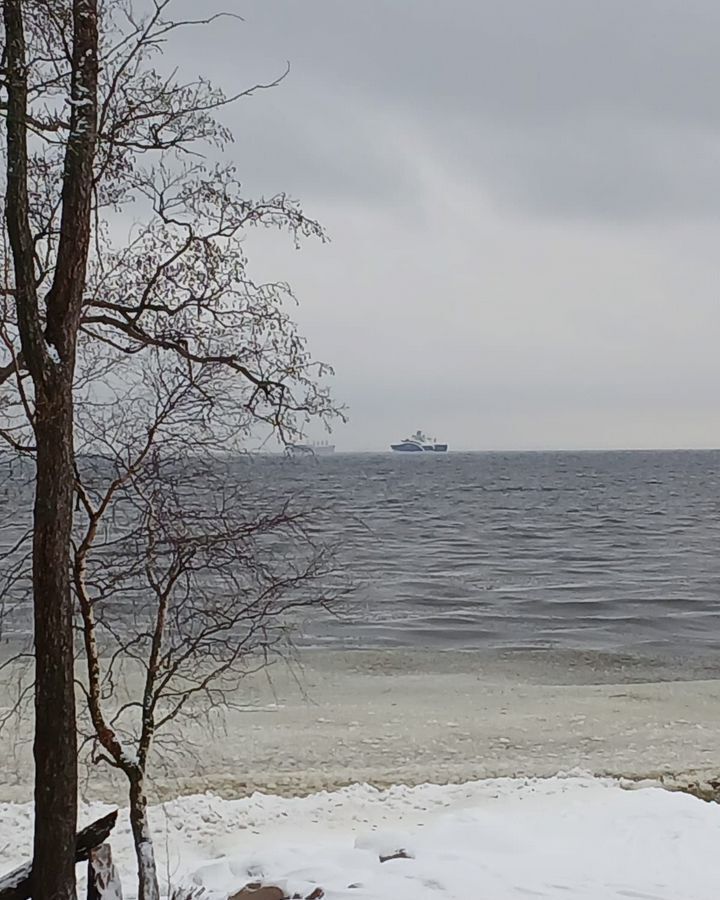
[2,648,720,803]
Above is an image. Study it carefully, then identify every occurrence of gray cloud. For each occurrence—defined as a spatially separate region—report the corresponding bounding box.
[171,0,720,219]
[163,1,720,450]
[440,119,720,220]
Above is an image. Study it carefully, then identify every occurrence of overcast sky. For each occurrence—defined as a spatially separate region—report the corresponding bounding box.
[173,1,720,451]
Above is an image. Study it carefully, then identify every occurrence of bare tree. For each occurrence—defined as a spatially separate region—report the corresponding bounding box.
[68,349,339,900]
[1,3,339,898]
[74,439,338,900]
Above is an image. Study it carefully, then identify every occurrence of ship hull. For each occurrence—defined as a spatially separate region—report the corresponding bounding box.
[391,443,447,452]
[391,443,423,452]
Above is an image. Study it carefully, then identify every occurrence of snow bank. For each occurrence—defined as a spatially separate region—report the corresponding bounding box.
[2,775,719,899]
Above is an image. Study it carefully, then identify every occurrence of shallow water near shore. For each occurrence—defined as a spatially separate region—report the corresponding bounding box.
[2,647,720,803]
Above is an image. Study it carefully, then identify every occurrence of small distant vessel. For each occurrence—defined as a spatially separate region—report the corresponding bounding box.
[391,430,448,453]
[287,440,335,456]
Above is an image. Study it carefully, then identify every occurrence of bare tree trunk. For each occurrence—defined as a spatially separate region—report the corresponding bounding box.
[32,379,78,900]
[129,776,159,900]
[87,845,123,900]
[3,0,98,896]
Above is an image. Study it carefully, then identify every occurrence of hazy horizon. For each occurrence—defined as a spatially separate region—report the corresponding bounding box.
[274,440,720,454]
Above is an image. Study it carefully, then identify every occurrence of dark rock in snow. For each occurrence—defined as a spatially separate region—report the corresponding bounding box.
[229,885,285,900]
[379,849,412,863]
[230,885,324,900]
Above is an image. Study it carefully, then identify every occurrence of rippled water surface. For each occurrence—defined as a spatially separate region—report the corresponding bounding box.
[4,450,720,658]
[259,450,720,656]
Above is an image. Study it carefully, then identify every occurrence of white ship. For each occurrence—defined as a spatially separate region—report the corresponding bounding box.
[391,430,448,453]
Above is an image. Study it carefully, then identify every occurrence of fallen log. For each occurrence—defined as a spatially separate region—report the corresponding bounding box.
[0,810,118,900]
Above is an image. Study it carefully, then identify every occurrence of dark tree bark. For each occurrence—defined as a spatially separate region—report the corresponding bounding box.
[31,380,79,900]
[2,2,99,899]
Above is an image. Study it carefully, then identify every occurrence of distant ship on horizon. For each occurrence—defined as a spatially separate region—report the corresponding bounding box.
[391,430,448,453]
[287,440,336,456]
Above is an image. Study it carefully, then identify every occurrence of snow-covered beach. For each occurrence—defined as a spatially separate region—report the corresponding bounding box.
[2,775,720,899]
